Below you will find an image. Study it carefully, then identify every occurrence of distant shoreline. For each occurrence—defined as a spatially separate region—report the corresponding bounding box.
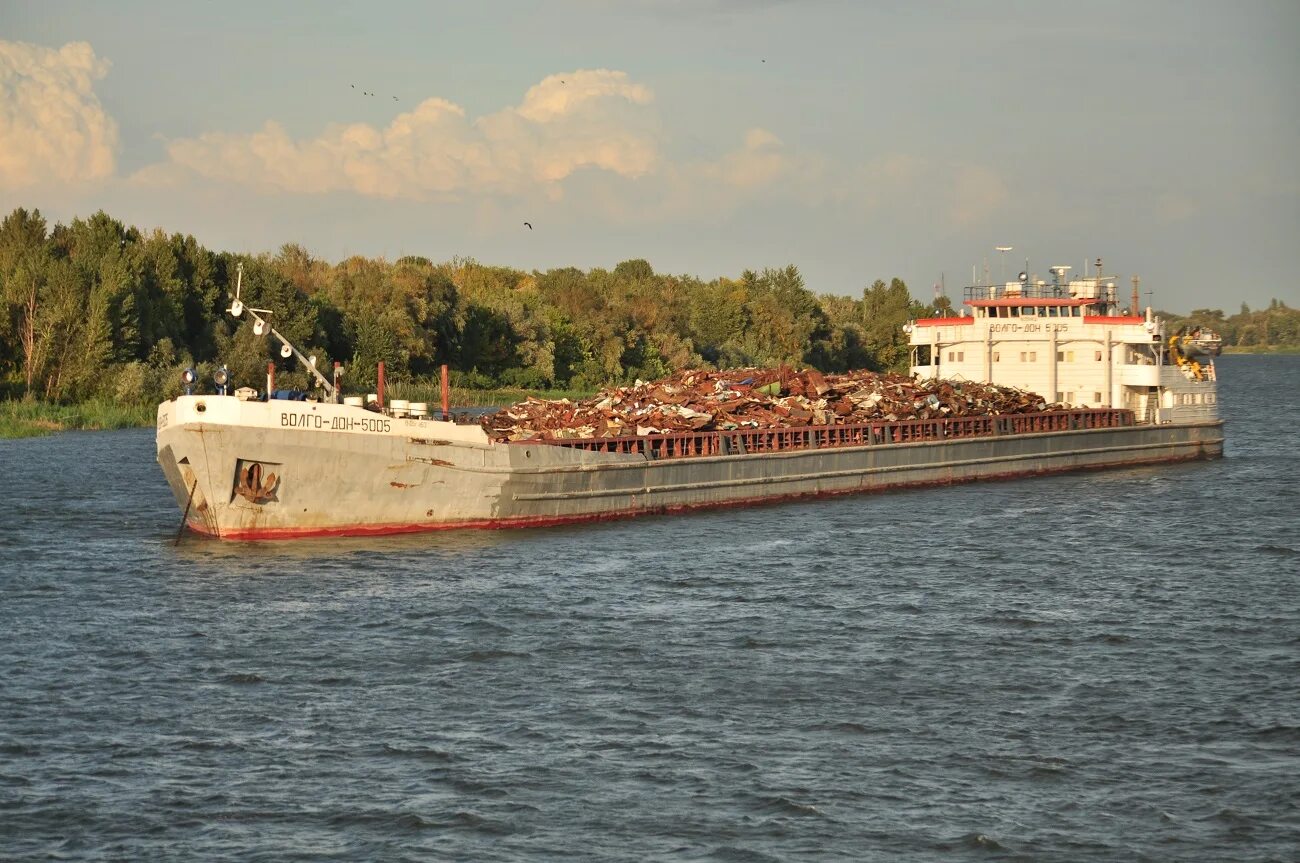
[1221,346,1300,355]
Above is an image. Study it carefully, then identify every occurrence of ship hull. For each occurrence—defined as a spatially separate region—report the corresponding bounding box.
[157,396,1224,540]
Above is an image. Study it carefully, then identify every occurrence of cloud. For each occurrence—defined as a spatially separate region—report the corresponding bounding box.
[946,164,1009,226]
[712,128,789,189]
[154,69,660,201]
[835,155,1008,229]
[0,40,118,189]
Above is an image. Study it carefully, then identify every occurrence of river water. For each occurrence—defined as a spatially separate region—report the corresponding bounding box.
[1,355,1296,862]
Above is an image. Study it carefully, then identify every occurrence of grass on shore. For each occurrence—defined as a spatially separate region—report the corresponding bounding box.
[0,399,156,439]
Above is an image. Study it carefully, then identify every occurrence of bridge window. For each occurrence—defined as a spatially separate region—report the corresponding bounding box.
[1021,306,1036,316]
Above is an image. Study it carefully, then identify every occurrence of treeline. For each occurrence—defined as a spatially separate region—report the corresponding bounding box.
[0,207,933,404]
[1164,301,1300,349]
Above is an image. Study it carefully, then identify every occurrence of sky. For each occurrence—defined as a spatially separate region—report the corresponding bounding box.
[2,0,1297,313]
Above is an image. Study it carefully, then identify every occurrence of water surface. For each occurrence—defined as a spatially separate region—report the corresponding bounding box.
[1,355,1295,861]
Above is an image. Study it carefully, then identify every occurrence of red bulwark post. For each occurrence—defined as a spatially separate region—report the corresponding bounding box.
[333,361,341,403]
[266,362,275,397]
[377,361,385,408]
[441,364,450,421]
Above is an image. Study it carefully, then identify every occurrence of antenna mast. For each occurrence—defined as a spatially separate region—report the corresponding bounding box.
[228,263,336,397]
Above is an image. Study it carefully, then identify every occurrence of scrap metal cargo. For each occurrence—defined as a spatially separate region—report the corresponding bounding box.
[481,367,1068,442]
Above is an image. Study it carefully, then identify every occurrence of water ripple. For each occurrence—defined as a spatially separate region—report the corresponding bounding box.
[0,356,1294,861]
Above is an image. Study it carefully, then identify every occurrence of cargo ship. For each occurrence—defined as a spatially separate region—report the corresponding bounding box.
[156,262,1223,539]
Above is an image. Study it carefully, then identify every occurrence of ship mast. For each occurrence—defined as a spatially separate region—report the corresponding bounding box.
[228,263,337,398]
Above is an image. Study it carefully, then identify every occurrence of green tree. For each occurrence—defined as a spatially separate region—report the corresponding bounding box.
[859,277,916,371]
[0,208,52,394]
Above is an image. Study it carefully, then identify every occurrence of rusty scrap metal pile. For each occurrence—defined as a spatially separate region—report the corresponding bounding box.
[482,367,1060,442]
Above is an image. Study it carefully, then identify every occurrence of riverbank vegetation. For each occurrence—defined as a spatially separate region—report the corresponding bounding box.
[0,398,154,439]
[3,206,1296,438]
[1163,302,1300,349]
[0,207,929,428]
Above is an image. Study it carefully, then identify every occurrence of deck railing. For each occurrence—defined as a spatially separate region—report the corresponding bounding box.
[512,408,1135,460]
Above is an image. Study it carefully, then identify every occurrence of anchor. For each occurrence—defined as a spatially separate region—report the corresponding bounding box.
[234,461,278,504]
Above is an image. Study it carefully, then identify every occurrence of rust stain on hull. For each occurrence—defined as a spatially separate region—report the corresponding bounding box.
[183,446,1220,541]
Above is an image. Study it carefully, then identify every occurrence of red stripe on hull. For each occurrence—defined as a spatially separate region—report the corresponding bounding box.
[185,449,1220,541]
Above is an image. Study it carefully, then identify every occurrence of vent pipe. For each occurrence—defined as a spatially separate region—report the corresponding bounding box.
[441,364,450,421]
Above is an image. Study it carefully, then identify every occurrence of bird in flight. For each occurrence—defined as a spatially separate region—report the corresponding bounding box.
[523,222,533,230]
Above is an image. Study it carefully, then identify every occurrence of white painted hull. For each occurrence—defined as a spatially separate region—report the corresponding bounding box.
[156,396,1224,540]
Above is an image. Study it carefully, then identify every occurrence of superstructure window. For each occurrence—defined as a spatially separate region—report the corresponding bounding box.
[1094,391,1102,402]
[1021,307,1035,316]
[1020,351,1038,362]
[992,351,1000,362]
[1095,350,1103,361]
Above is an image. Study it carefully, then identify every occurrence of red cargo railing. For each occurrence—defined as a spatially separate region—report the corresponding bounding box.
[511,408,1134,460]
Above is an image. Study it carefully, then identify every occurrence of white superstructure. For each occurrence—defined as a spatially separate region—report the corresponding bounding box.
[906,264,1218,425]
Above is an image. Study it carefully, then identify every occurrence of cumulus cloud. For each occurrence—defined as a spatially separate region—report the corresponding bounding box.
[156,69,660,201]
[0,40,118,189]
[838,154,1008,229]
[712,128,789,189]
